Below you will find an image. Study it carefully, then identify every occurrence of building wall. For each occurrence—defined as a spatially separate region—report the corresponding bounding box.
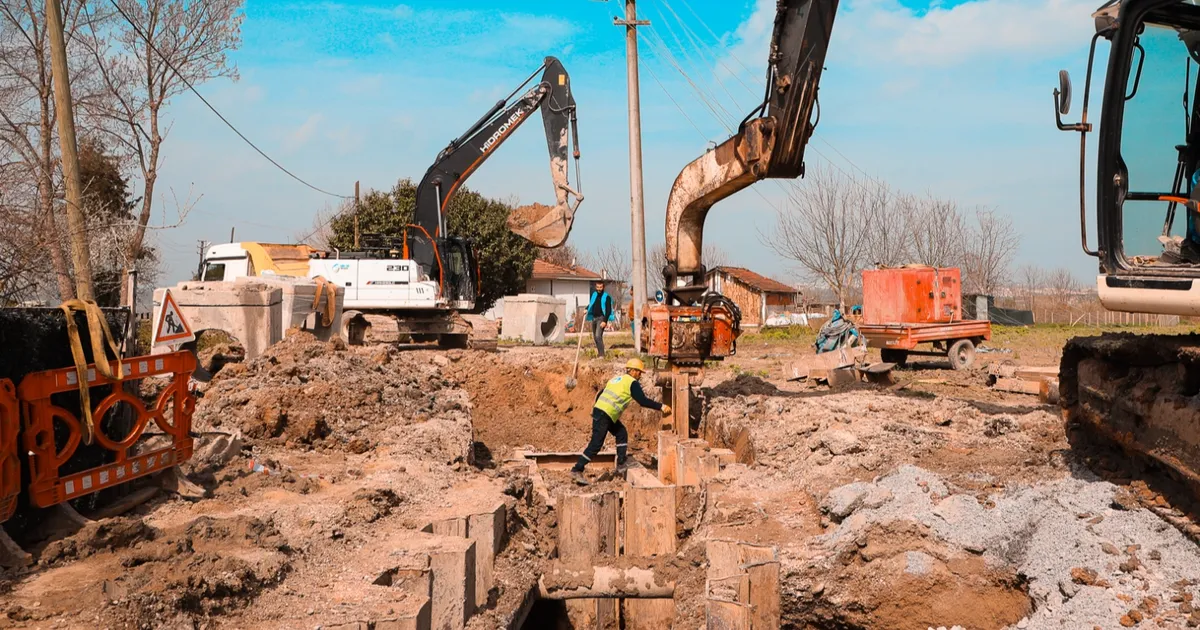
[710,273,765,327]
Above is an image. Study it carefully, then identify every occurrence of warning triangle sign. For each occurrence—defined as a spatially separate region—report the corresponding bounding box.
[153,289,195,347]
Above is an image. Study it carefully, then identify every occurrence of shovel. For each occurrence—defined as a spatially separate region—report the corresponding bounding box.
[566,320,585,391]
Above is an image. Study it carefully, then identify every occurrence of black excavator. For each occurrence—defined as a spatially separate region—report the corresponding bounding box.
[337,56,581,348]
[357,56,582,309]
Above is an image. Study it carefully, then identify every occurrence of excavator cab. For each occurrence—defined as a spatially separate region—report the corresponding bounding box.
[1057,0,1200,314]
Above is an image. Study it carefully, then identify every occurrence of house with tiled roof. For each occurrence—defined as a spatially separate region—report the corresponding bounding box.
[705,266,801,327]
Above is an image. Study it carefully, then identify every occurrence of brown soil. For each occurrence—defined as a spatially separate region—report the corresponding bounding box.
[787,522,1032,629]
[5,328,1196,629]
[447,349,664,458]
[195,332,473,462]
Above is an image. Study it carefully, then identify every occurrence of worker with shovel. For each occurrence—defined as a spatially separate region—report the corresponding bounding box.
[571,358,671,485]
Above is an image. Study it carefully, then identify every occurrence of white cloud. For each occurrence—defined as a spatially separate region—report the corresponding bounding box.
[720,0,1096,72]
[376,32,399,52]
[285,114,324,151]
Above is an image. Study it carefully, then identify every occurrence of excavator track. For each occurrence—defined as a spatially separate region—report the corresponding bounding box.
[1061,333,1200,540]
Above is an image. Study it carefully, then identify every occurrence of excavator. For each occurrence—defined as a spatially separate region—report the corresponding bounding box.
[200,56,582,348]
[1054,0,1200,521]
[637,0,1200,524]
[640,0,837,425]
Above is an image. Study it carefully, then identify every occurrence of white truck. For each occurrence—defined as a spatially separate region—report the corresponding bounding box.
[199,241,479,347]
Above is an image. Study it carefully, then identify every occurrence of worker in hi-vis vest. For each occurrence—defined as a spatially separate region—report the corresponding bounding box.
[571,358,671,485]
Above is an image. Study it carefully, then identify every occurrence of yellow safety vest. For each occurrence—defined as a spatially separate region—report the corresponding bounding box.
[594,374,635,421]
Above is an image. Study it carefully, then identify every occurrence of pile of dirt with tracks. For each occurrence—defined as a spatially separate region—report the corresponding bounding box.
[194,331,473,463]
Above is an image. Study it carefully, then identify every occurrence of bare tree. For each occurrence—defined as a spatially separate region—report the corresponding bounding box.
[863,183,912,268]
[907,194,965,268]
[296,200,348,248]
[536,242,581,269]
[86,0,243,304]
[761,167,870,309]
[962,208,1019,296]
[1016,264,1045,311]
[0,0,102,300]
[1046,267,1080,309]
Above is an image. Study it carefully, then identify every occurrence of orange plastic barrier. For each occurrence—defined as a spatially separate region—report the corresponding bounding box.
[0,379,18,522]
[17,352,197,508]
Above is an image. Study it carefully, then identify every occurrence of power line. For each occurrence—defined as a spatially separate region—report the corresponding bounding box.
[103,0,351,201]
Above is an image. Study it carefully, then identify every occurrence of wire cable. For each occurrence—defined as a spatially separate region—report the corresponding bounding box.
[104,0,351,200]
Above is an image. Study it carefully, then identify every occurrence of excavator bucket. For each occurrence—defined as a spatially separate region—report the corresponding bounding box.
[506,56,581,248]
[507,201,576,248]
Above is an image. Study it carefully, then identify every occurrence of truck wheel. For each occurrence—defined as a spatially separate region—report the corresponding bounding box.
[438,334,469,349]
[880,349,908,367]
[948,339,976,371]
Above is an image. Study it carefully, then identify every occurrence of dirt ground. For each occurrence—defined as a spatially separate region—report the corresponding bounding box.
[1,323,1198,629]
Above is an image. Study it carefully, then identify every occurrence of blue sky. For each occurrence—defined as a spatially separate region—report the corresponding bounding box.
[151,0,1106,288]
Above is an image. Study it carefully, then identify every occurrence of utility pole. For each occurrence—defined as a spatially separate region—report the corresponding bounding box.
[354,180,361,249]
[196,240,209,280]
[46,0,94,301]
[615,0,650,353]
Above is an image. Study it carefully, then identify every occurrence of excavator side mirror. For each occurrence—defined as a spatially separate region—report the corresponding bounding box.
[1057,70,1072,116]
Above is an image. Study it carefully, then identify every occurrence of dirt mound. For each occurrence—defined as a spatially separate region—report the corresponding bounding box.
[446,350,617,454]
[707,373,780,398]
[343,488,404,525]
[194,331,472,463]
[39,516,156,565]
[786,522,1032,629]
[706,390,1064,494]
[112,515,290,624]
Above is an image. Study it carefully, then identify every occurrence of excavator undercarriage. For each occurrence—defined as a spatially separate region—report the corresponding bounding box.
[1061,334,1200,539]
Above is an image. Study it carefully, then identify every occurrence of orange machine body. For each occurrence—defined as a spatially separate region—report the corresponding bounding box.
[861,267,962,325]
[641,303,739,365]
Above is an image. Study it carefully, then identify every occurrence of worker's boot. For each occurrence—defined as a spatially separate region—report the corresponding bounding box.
[614,460,630,475]
[571,470,590,486]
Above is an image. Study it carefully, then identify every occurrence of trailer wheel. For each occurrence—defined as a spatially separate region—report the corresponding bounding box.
[880,349,908,367]
[948,339,976,371]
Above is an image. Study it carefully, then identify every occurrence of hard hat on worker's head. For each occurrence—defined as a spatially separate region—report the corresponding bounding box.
[626,358,645,373]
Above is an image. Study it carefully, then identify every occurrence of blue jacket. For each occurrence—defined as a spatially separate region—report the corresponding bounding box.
[585,291,615,322]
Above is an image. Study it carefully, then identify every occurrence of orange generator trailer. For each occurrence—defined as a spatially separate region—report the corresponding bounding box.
[859,266,991,370]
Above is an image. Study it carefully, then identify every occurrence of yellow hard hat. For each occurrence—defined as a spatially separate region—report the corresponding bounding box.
[626,358,645,372]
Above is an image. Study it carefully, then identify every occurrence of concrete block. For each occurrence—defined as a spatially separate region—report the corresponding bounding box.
[467,503,507,608]
[391,532,476,630]
[677,440,718,487]
[374,596,432,630]
[152,281,282,359]
[499,294,566,344]
[706,599,751,629]
[252,274,344,342]
[657,431,679,485]
[626,599,675,630]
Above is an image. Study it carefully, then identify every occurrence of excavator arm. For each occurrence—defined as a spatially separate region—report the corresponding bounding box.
[413,56,582,248]
[645,0,838,368]
[663,0,838,302]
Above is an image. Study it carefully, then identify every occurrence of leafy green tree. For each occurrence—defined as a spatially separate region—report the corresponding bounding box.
[328,179,535,312]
